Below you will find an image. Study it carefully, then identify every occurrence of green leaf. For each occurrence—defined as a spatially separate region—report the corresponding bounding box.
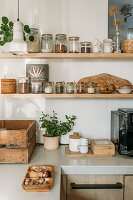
[24,25,30,33]
[2,16,9,25]
[9,21,13,27]
[0,31,3,35]
[5,31,10,37]
[0,40,5,46]
[29,35,34,42]
[7,36,13,42]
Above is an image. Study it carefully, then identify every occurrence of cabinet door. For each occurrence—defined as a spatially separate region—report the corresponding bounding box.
[124,176,133,200]
[67,175,123,200]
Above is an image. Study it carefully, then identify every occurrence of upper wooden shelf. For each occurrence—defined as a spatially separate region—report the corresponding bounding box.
[1,93,133,99]
[0,53,133,59]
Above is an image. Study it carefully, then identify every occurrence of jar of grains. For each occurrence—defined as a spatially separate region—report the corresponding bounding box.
[26,28,40,53]
[87,82,95,94]
[81,42,91,53]
[56,82,65,94]
[66,82,75,94]
[31,81,42,93]
[76,82,85,94]
[41,34,53,53]
[55,34,67,53]
[69,36,80,53]
[18,77,29,94]
[44,82,53,94]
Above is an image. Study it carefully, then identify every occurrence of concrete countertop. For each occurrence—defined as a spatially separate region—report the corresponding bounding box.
[0,145,133,200]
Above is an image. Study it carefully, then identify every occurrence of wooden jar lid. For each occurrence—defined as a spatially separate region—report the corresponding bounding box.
[69,132,81,139]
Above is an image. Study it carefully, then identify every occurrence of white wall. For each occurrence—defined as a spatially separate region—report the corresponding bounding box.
[0,0,133,144]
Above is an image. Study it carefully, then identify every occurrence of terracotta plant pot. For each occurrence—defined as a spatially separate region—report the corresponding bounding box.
[43,135,59,150]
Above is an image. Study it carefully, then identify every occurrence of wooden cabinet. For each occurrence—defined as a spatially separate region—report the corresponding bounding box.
[124,176,133,200]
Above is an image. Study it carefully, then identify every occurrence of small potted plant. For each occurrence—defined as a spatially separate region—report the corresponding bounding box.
[39,111,76,150]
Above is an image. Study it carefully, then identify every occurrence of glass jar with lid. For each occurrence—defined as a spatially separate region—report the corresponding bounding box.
[69,36,80,53]
[81,42,91,53]
[76,82,85,94]
[18,77,29,94]
[41,34,53,53]
[31,80,42,93]
[55,82,65,94]
[87,82,95,94]
[66,82,75,94]
[26,28,40,53]
[55,34,67,53]
[44,82,53,94]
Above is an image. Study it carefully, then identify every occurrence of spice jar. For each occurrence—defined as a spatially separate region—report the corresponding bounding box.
[18,77,29,94]
[26,28,40,53]
[69,36,80,53]
[81,42,91,53]
[76,82,85,94]
[44,82,53,94]
[31,81,42,93]
[55,34,67,53]
[56,82,65,94]
[66,82,75,94]
[87,82,95,94]
[41,34,53,53]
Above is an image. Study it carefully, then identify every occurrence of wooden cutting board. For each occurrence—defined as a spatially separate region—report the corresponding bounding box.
[65,146,115,158]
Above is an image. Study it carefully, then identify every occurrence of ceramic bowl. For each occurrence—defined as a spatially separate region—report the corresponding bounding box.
[117,88,132,94]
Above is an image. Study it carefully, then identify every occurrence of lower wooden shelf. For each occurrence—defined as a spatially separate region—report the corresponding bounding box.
[0,93,133,99]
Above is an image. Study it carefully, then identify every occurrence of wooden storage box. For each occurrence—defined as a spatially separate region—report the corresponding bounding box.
[90,139,115,156]
[0,120,36,163]
[1,79,16,94]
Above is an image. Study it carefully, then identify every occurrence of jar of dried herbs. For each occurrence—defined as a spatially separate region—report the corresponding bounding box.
[81,42,91,53]
[18,77,29,94]
[56,82,65,94]
[55,34,67,53]
[41,34,53,53]
[69,36,80,53]
[26,28,40,53]
[66,82,75,94]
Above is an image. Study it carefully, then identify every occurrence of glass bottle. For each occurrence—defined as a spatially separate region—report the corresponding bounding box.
[18,77,29,94]
[55,82,65,94]
[55,34,67,53]
[26,28,40,53]
[66,82,75,94]
[41,34,53,53]
[76,82,85,94]
[69,36,80,53]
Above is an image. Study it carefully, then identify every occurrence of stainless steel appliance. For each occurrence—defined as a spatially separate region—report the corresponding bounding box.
[111,108,133,156]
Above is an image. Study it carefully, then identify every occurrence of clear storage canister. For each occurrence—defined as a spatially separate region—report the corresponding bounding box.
[81,42,91,53]
[76,82,85,94]
[44,82,53,94]
[56,82,65,94]
[66,82,75,94]
[55,34,67,53]
[69,36,80,53]
[31,81,42,93]
[26,28,40,53]
[41,34,53,53]
[87,82,95,94]
[18,77,29,94]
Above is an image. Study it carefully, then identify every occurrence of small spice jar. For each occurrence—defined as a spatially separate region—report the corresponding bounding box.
[56,82,65,94]
[18,77,29,94]
[69,36,80,53]
[66,82,75,94]
[31,81,42,93]
[76,82,85,94]
[26,28,40,53]
[87,82,95,94]
[41,34,53,53]
[81,42,91,53]
[55,34,67,53]
[44,82,53,94]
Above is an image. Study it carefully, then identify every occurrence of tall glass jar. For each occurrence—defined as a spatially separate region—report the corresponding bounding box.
[26,28,40,53]
[18,77,29,94]
[55,34,67,53]
[69,36,80,53]
[31,80,42,93]
[76,82,85,94]
[41,34,53,53]
[66,82,75,94]
[56,82,65,94]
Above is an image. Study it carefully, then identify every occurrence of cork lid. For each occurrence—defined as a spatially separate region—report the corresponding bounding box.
[80,42,91,45]
[69,36,80,41]
[69,132,81,139]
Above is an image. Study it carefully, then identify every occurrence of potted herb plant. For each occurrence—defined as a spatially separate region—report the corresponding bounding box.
[39,111,76,150]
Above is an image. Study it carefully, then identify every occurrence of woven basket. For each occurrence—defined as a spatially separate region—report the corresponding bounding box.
[123,39,133,53]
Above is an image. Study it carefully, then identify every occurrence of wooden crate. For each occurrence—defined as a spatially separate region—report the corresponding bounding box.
[90,139,115,156]
[0,120,36,163]
[0,120,36,148]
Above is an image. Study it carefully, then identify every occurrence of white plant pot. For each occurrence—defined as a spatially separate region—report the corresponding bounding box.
[0,43,10,53]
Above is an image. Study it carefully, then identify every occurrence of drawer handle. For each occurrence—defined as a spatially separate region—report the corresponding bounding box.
[71,182,123,190]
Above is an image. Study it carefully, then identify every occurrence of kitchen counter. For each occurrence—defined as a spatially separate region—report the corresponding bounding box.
[1,145,133,200]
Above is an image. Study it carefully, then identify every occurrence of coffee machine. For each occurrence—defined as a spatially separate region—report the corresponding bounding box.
[111,108,133,156]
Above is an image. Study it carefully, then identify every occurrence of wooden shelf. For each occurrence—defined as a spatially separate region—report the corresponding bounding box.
[1,93,133,99]
[0,53,133,59]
